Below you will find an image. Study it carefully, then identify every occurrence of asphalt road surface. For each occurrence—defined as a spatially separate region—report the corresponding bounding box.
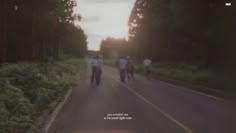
[48,65,236,133]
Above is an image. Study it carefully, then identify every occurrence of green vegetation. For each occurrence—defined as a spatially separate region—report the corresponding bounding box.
[136,64,211,85]
[128,0,232,67]
[0,58,86,133]
[127,0,235,89]
[1,0,87,63]
[100,0,235,90]
[104,59,211,85]
[1,0,87,131]
[100,37,129,58]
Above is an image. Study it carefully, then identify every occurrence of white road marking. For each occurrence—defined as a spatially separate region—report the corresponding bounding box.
[109,75,193,133]
[158,80,226,101]
[156,80,236,106]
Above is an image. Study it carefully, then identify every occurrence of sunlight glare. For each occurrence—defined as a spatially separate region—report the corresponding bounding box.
[74,0,135,50]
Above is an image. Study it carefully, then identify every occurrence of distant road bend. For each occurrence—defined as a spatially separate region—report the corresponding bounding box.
[48,65,236,133]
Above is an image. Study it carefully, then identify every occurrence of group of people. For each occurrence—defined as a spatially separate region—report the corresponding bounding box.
[117,56,152,82]
[116,56,135,82]
[91,55,152,85]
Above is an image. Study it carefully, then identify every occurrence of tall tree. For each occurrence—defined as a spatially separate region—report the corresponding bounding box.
[100,37,128,58]
[0,0,87,63]
[128,0,232,67]
[0,0,8,63]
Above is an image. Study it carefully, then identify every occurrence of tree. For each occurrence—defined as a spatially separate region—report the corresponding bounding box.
[0,0,8,63]
[0,0,87,63]
[128,0,232,67]
[100,37,128,58]
[60,24,87,57]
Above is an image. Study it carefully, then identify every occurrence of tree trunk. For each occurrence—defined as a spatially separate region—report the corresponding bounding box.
[0,0,8,63]
[0,0,2,63]
[29,11,34,61]
[28,2,36,61]
[54,33,60,59]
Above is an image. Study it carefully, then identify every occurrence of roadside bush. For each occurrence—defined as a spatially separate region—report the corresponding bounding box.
[135,64,211,84]
[0,58,85,133]
[0,80,34,133]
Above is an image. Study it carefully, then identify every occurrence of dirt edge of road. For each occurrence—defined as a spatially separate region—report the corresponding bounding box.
[44,88,73,133]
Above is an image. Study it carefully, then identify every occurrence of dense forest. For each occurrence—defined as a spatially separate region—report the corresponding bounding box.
[100,37,128,58]
[99,0,235,89]
[0,0,87,63]
[128,0,235,68]
[0,1,87,132]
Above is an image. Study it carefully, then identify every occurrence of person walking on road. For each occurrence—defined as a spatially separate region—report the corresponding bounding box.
[91,55,103,85]
[118,56,127,82]
[144,58,152,79]
[126,56,135,80]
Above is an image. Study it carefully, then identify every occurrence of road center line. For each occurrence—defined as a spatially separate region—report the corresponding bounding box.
[109,75,193,133]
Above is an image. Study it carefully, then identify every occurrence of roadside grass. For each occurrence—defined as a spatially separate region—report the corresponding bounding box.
[136,64,211,85]
[0,58,86,133]
[104,59,211,85]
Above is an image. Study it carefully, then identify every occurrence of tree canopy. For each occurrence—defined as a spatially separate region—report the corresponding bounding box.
[0,0,87,63]
[128,0,234,68]
[100,37,128,58]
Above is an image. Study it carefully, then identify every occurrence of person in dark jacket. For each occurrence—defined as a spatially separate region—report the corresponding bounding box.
[126,56,135,80]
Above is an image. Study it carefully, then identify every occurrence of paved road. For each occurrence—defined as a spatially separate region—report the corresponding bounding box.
[48,65,236,133]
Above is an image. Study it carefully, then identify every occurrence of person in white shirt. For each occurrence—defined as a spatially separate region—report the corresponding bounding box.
[91,55,103,85]
[144,58,152,79]
[118,56,127,82]
[91,56,99,67]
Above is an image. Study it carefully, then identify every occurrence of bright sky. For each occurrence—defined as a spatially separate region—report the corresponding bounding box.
[74,0,135,50]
